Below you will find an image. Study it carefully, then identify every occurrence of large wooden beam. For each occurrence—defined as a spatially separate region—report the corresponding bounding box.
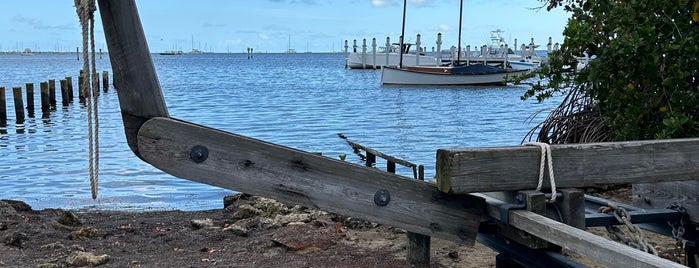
[437,139,699,194]
[510,211,685,268]
[98,0,168,157]
[137,117,484,245]
[474,193,685,268]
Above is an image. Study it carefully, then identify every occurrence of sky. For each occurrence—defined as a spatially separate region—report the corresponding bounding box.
[1,0,571,53]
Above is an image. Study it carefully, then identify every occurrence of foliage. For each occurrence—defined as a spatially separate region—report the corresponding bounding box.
[520,0,699,142]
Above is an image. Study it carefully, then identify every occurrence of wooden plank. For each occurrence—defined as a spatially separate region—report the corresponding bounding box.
[436,139,699,194]
[137,117,484,245]
[97,0,169,156]
[633,181,698,223]
[509,210,685,268]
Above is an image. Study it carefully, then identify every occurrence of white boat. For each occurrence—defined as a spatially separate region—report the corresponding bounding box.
[380,0,528,86]
[20,48,34,56]
[381,64,530,85]
[347,44,438,69]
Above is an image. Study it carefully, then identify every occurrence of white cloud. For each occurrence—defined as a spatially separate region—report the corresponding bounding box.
[259,34,270,40]
[371,0,396,7]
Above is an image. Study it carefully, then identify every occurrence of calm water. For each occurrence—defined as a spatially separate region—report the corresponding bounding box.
[0,52,556,211]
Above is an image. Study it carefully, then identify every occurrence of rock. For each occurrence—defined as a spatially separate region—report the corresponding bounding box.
[65,251,109,267]
[190,218,215,229]
[223,223,248,236]
[69,227,98,240]
[1,200,32,212]
[223,193,252,208]
[57,211,81,226]
[232,204,262,220]
[0,201,18,218]
[37,263,61,268]
[271,222,344,251]
[3,231,28,248]
[41,241,66,251]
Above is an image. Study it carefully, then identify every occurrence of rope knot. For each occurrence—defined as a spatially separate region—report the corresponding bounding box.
[523,142,557,202]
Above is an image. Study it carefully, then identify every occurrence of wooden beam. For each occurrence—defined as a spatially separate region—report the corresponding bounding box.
[137,117,484,245]
[633,181,698,223]
[97,0,168,157]
[474,193,685,268]
[509,211,685,268]
[436,138,699,194]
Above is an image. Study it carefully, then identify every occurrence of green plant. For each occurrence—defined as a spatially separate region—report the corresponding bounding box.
[520,0,699,141]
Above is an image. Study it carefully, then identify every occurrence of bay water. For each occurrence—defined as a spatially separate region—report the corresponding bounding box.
[0,52,557,211]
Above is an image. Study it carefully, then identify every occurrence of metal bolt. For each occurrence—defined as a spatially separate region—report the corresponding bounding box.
[374,189,390,206]
[189,145,209,163]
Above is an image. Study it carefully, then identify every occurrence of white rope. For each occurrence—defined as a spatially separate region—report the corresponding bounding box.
[75,0,99,199]
[524,142,557,202]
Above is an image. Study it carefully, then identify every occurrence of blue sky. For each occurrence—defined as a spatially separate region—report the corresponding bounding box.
[1,0,570,53]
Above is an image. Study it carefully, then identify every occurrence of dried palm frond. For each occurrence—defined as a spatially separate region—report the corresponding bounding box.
[523,86,610,144]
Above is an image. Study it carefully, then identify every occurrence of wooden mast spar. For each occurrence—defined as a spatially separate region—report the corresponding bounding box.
[96,0,484,245]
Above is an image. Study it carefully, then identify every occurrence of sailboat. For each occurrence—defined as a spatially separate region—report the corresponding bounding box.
[380,0,530,86]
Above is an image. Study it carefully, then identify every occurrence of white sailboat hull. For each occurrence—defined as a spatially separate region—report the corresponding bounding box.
[380,66,530,86]
[347,52,438,69]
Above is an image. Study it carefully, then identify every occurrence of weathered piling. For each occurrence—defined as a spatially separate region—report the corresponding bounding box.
[66,76,74,100]
[0,87,6,126]
[12,87,25,124]
[78,71,85,101]
[48,79,56,108]
[25,83,34,118]
[60,79,69,106]
[102,71,109,91]
[40,82,50,118]
[93,72,100,93]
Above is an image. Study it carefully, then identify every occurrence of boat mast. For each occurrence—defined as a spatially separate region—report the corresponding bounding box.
[457,0,463,65]
[399,0,407,68]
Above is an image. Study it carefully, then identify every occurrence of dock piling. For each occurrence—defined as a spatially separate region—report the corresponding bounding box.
[60,79,69,106]
[26,83,34,118]
[40,82,50,118]
[12,87,25,124]
[102,71,109,91]
[0,87,6,126]
[48,79,56,108]
[66,76,74,100]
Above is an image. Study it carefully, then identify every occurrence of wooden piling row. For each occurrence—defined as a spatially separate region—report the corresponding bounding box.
[0,71,110,124]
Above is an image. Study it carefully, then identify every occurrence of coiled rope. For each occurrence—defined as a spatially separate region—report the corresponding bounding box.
[524,142,557,202]
[75,0,99,199]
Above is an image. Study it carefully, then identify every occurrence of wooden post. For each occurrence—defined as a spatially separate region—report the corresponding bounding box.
[48,79,56,108]
[66,76,74,100]
[0,87,6,126]
[365,152,375,167]
[387,160,396,173]
[12,87,25,124]
[25,83,34,118]
[407,164,430,266]
[60,79,69,106]
[102,71,109,91]
[40,82,50,118]
[97,0,169,156]
[407,232,430,267]
[93,72,100,92]
[78,71,85,102]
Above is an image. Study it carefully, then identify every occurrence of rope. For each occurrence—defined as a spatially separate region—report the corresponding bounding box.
[524,142,557,202]
[75,0,99,199]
